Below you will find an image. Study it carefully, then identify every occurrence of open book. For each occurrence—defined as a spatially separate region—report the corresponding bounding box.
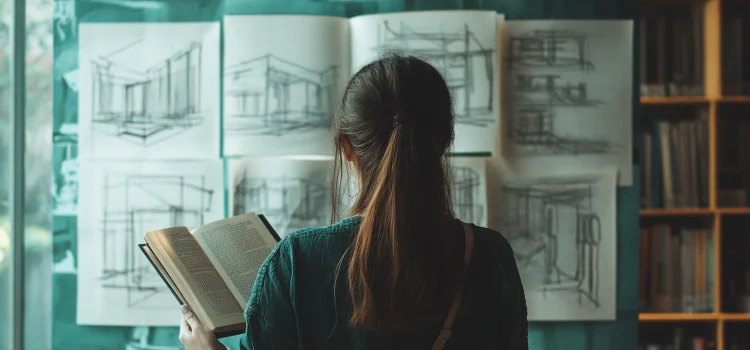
[222,10,502,157]
[139,213,281,338]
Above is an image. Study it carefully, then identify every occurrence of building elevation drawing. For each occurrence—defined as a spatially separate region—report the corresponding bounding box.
[224,54,338,136]
[373,21,495,127]
[500,177,602,308]
[98,174,214,308]
[507,29,614,156]
[89,39,204,146]
[232,171,331,235]
[451,166,484,225]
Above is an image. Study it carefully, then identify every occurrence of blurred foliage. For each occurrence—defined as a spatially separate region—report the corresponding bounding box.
[0,0,54,226]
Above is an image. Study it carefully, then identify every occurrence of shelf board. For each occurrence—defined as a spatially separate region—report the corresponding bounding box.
[641,96,710,105]
[720,313,750,321]
[717,207,750,215]
[640,208,715,216]
[639,313,719,321]
[717,96,750,103]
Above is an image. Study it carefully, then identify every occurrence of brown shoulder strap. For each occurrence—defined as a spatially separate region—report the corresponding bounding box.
[432,222,475,350]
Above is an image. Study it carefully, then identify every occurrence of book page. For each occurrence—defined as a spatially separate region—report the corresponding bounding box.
[349,10,499,154]
[139,244,187,304]
[148,227,245,329]
[223,15,350,157]
[193,213,279,306]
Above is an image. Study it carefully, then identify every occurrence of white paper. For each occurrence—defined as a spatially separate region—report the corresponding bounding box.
[503,20,634,186]
[76,160,224,326]
[228,158,334,238]
[78,22,221,160]
[498,168,617,321]
[349,10,500,154]
[450,157,488,227]
[223,15,350,156]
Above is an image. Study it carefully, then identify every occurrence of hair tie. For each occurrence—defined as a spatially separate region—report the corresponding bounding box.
[393,114,406,127]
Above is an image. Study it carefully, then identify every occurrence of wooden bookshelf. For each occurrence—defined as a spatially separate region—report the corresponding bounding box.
[640,0,750,348]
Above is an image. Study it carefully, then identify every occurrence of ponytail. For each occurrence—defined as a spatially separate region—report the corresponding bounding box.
[345,120,458,331]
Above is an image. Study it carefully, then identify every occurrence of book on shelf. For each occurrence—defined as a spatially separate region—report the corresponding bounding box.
[721,10,750,96]
[639,224,713,314]
[641,111,709,209]
[640,11,704,98]
[139,212,281,338]
[717,115,750,207]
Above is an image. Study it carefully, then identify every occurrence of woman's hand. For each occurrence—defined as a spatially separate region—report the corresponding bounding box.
[179,305,227,350]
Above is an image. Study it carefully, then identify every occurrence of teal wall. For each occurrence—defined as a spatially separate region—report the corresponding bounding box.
[51,0,639,349]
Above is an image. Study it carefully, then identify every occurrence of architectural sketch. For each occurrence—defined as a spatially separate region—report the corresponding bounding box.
[373,20,495,126]
[89,39,204,146]
[232,170,331,234]
[451,166,484,225]
[507,29,595,70]
[500,177,602,309]
[98,174,214,308]
[506,29,617,156]
[225,54,338,136]
[509,73,613,155]
[53,142,78,216]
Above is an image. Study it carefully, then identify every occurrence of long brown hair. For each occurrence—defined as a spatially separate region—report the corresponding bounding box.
[330,54,461,332]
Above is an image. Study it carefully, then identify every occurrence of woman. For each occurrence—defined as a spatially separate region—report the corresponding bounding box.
[179,54,528,350]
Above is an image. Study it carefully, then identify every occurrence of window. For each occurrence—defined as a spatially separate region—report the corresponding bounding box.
[0,0,14,347]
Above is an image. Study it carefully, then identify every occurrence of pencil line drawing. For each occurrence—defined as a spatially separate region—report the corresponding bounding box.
[506,29,616,156]
[232,170,331,233]
[509,73,613,155]
[53,142,79,216]
[451,166,484,225]
[500,178,601,308]
[225,54,338,136]
[507,30,595,70]
[373,20,495,126]
[98,174,214,309]
[89,39,204,147]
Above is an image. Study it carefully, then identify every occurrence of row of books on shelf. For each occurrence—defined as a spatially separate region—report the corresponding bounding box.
[642,116,710,209]
[640,15,704,98]
[639,225,714,313]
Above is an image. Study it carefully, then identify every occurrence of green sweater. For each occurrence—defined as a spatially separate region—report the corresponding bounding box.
[239,216,528,350]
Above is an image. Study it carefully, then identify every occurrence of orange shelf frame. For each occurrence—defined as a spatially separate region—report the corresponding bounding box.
[640,96,710,104]
[639,313,720,321]
[640,208,715,216]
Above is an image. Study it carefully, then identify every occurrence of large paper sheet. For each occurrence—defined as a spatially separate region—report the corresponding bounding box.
[503,20,634,186]
[450,157,488,227]
[223,15,350,156]
[349,11,500,154]
[228,158,334,238]
[78,22,221,160]
[76,160,224,326]
[498,168,618,320]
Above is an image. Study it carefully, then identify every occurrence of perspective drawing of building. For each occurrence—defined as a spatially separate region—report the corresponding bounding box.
[225,54,338,136]
[89,39,204,146]
[374,21,495,126]
[501,178,602,308]
[99,174,214,308]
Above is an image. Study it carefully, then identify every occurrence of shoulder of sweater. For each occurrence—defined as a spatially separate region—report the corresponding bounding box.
[283,215,362,241]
